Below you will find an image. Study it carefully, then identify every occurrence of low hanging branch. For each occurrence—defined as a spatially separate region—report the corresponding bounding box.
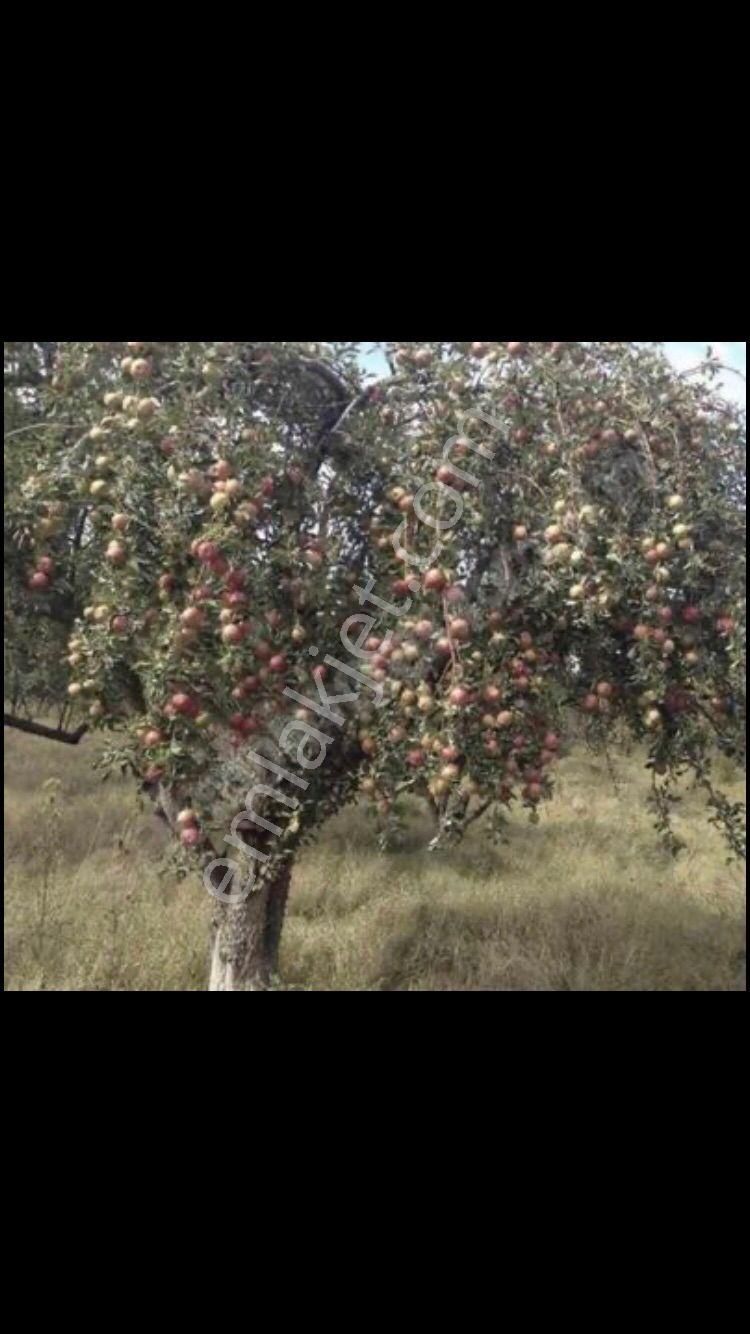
[3,713,88,745]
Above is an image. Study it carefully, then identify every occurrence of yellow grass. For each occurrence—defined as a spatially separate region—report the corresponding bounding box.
[3,727,746,991]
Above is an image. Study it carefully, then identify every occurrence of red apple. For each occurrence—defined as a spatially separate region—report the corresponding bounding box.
[196,541,220,564]
[28,571,49,590]
[171,693,196,716]
[435,464,465,490]
[424,568,447,593]
[106,541,127,566]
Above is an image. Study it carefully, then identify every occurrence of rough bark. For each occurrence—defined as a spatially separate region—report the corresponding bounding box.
[208,861,293,992]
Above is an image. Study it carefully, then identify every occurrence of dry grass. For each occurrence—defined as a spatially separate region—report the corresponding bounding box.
[4,727,746,991]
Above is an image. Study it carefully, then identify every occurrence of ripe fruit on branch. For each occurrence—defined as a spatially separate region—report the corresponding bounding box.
[449,687,471,707]
[171,693,198,716]
[106,541,127,566]
[28,571,50,590]
[716,616,736,636]
[222,623,248,645]
[435,464,466,491]
[449,618,471,642]
[424,568,447,593]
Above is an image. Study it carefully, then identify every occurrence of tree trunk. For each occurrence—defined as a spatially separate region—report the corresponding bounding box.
[208,862,292,992]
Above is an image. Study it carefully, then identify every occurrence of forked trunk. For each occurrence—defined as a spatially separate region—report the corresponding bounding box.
[208,862,292,992]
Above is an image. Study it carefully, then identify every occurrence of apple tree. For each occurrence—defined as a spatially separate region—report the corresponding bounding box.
[4,340,745,989]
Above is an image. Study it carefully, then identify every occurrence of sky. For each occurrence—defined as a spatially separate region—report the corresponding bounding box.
[358,342,746,408]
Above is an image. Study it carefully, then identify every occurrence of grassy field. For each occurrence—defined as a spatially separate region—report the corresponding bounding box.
[4,726,746,991]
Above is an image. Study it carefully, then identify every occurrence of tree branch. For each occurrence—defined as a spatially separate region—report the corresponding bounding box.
[4,713,88,744]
